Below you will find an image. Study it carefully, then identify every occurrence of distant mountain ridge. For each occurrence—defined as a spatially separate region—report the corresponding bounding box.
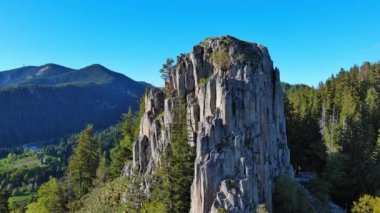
[0,63,137,88]
[0,64,148,147]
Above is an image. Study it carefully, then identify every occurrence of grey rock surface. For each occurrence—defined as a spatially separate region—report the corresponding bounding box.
[127,36,293,212]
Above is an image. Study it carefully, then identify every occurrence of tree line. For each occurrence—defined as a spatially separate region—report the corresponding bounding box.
[284,61,380,210]
[17,92,195,213]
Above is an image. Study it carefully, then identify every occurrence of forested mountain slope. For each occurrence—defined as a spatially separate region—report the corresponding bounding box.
[0,64,147,147]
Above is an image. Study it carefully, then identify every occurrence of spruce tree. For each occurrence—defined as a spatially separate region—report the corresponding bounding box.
[68,124,99,198]
[142,96,194,212]
[169,96,195,212]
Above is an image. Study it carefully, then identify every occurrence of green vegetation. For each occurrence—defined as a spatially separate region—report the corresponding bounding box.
[199,38,211,48]
[167,96,195,212]
[159,58,174,82]
[109,108,135,179]
[284,61,380,208]
[76,98,144,211]
[236,52,259,65]
[0,192,10,213]
[26,178,65,213]
[0,152,41,174]
[284,94,327,173]
[198,76,214,88]
[159,59,175,97]
[0,136,76,212]
[217,207,228,213]
[143,96,195,212]
[78,177,130,212]
[0,64,146,148]
[68,125,99,199]
[236,53,245,64]
[256,204,269,213]
[273,175,314,212]
[8,194,32,211]
[211,47,231,70]
[198,77,208,87]
[0,97,139,212]
[351,194,380,213]
[1,58,379,212]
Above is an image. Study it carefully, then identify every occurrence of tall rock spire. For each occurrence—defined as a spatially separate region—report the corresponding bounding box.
[129,36,293,212]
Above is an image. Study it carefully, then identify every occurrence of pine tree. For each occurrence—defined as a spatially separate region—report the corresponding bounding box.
[68,124,99,198]
[159,58,174,82]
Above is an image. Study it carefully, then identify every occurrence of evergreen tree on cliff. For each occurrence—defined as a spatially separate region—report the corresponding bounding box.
[169,96,195,212]
[143,96,195,212]
[159,58,174,82]
[68,125,99,198]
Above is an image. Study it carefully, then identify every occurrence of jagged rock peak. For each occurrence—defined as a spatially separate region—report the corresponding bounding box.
[128,36,293,213]
[166,35,273,97]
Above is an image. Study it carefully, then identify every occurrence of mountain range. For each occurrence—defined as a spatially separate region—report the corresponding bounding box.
[0,63,148,147]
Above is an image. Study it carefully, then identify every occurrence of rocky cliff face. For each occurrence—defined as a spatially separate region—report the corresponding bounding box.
[128,36,293,212]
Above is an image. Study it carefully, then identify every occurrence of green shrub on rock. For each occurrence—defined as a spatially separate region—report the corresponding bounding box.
[273,175,314,213]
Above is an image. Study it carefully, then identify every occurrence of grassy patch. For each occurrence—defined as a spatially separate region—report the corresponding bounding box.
[198,78,208,88]
[211,47,231,70]
[0,154,41,174]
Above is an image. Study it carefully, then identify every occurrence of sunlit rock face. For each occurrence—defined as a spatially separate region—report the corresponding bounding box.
[128,36,293,212]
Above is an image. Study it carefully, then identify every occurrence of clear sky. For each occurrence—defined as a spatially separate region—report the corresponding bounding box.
[0,0,379,87]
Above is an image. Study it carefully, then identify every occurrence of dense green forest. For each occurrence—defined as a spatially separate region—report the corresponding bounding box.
[0,121,123,212]
[284,61,380,211]
[1,61,380,212]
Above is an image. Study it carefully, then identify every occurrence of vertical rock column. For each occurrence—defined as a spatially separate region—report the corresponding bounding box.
[128,36,293,213]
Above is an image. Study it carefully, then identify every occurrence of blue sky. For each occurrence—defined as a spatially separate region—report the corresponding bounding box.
[0,0,379,87]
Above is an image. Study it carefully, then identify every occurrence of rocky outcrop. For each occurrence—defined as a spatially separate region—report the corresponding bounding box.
[128,36,293,212]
